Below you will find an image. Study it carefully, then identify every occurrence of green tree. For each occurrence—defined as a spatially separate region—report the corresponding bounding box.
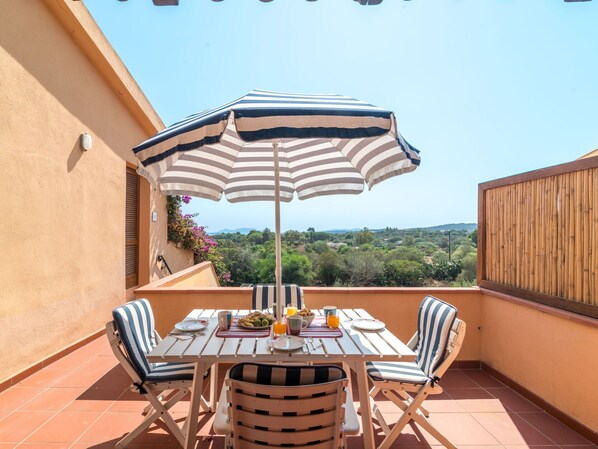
[384,260,425,287]
[282,252,313,285]
[316,251,341,286]
[343,251,384,286]
[354,228,374,246]
[218,241,257,286]
[425,259,463,281]
[311,241,329,254]
[468,228,478,246]
[459,252,477,283]
[282,230,306,247]
[386,246,425,264]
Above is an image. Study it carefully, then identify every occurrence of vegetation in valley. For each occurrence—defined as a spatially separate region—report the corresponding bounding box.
[213,225,478,288]
[169,196,477,287]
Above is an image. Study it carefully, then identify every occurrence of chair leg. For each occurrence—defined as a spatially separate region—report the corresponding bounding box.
[395,388,430,417]
[117,389,188,449]
[411,410,457,449]
[377,387,429,449]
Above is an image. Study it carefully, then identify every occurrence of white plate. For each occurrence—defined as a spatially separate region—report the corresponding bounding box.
[174,319,208,332]
[351,318,385,331]
[267,335,304,352]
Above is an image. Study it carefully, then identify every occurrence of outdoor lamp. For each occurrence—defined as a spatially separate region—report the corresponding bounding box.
[80,133,92,151]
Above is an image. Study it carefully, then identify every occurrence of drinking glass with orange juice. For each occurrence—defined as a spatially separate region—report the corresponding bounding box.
[286,306,297,317]
[327,313,340,329]
[273,320,287,337]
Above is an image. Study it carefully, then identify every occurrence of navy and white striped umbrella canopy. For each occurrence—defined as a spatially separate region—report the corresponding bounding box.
[133,90,421,203]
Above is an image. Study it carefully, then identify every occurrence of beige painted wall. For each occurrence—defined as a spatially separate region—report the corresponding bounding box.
[481,291,598,432]
[0,1,191,382]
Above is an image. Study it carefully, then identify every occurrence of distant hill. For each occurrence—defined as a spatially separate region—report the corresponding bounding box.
[211,223,476,235]
[211,227,254,235]
[414,223,477,232]
[322,228,361,234]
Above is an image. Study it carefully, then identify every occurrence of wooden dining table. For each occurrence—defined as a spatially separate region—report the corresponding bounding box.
[147,308,415,449]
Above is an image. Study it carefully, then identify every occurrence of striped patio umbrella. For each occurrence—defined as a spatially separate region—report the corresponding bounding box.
[133,90,420,318]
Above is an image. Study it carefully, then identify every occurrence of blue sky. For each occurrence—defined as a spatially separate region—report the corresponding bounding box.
[85,0,598,233]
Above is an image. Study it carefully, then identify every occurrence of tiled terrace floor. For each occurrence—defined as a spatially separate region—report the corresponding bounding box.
[0,336,595,449]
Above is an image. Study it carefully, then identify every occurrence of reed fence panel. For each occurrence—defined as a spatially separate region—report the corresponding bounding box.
[478,157,598,318]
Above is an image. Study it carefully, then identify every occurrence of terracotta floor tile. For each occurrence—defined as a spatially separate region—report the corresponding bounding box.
[51,367,111,389]
[455,397,508,413]
[15,369,69,388]
[77,411,158,444]
[425,412,501,446]
[70,443,116,449]
[446,387,495,400]
[420,398,466,413]
[503,446,560,449]
[25,411,101,443]
[44,351,94,371]
[558,446,598,449]
[15,443,72,449]
[0,387,44,411]
[0,411,55,442]
[19,387,84,411]
[438,370,480,389]
[472,412,554,445]
[0,444,17,449]
[64,388,122,412]
[463,369,507,388]
[107,389,149,412]
[518,412,594,446]
[488,387,542,413]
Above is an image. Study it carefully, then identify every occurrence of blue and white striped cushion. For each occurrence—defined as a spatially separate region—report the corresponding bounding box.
[146,362,195,382]
[229,363,345,386]
[112,299,157,380]
[251,284,303,310]
[113,298,198,383]
[366,361,429,384]
[414,296,457,377]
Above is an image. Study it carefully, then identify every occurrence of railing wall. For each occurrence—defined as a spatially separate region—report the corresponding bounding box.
[478,156,598,318]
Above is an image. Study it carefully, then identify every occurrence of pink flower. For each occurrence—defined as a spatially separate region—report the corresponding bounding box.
[182,195,191,204]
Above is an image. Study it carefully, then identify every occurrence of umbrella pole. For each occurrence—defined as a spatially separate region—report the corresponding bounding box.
[273,140,283,320]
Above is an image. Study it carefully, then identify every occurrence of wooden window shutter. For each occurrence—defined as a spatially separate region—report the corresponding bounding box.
[125,167,139,289]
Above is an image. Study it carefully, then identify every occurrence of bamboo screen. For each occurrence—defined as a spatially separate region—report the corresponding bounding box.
[479,158,598,317]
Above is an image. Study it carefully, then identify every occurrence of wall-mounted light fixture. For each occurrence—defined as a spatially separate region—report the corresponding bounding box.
[80,133,93,151]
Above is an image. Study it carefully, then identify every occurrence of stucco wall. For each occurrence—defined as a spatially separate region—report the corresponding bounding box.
[481,291,598,432]
[0,1,191,382]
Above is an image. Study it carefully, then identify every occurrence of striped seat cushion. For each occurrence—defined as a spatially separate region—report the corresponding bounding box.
[366,361,429,384]
[229,363,345,386]
[251,284,303,311]
[146,362,195,382]
[414,296,457,377]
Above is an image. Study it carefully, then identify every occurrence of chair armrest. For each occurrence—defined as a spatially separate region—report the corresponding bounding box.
[212,383,230,435]
[342,388,360,436]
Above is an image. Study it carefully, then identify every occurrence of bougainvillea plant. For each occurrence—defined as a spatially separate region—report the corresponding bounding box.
[166,195,230,285]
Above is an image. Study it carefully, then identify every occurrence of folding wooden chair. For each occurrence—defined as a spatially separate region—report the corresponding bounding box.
[367,296,467,449]
[107,298,209,448]
[251,284,304,311]
[213,363,359,449]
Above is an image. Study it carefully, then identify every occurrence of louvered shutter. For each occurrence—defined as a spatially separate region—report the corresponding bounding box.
[125,168,139,288]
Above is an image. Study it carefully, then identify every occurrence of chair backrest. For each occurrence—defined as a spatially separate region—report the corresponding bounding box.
[251,284,303,310]
[432,318,466,379]
[413,296,458,377]
[110,298,158,382]
[226,363,347,449]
